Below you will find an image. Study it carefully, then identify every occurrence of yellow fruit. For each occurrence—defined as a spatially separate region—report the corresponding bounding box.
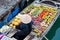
[12,21,15,24]
[50,13,56,19]
[17,20,21,23]
[37,30,42,37]
[53,13,57,17]
[37,33,40,37]
[10,24,13,27]
[17,18,21,20]
[14,19,18,22]
[10,24,16,28]
[14,22,19,26]
[33,29,39,33]
[13,26,16,29]
[47,17,53,25]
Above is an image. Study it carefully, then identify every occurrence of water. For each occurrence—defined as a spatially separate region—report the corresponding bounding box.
[52,28,60,40]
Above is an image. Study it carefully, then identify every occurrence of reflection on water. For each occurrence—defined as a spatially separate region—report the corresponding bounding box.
[52,28,60,40]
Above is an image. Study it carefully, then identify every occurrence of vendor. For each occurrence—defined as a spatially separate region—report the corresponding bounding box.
[13,14,33,40]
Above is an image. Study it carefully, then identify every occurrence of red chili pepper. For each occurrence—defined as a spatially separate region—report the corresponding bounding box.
[39,10,47,18]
